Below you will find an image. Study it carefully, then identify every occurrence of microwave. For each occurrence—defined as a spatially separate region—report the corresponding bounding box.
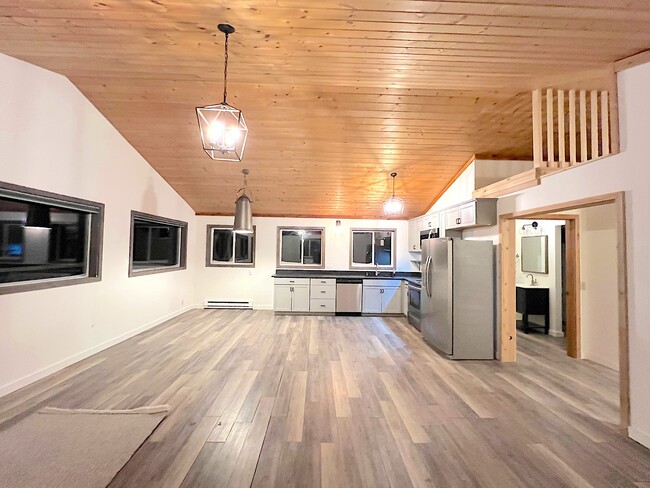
[419,228,440,247]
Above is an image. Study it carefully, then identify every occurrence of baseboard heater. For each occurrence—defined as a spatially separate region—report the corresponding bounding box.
[204,300,253,310]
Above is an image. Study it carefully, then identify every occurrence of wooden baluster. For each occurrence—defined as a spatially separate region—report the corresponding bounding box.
[590,90,599,160]
[558,90,566,167]
[580,89,588,163]
[546,88,555,168]
[569,89,577,166]
[601,91,610,156]
[532,89,544,167]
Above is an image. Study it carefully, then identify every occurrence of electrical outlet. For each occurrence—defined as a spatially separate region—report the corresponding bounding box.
[90,323,96,329]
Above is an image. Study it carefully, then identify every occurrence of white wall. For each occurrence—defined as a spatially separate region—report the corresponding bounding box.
[193,216,410,310]
[0,54,196,396]
[500,63,650,445]
[515,219,565,336]
[425,61,650,447]
[568,205,619,371]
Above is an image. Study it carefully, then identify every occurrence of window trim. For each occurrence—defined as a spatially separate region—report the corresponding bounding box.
[276,226,326,269]
[128,210,187,277]
[349,228,397,270]
[0,180,104,295]
[205,224,256,268]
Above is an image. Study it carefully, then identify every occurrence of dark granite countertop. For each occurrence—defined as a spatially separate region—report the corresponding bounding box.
[272,269,421,286]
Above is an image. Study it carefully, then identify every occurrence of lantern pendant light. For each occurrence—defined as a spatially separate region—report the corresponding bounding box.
[196,24,248,162]
[383,172,405,217]
[233,169,254,234]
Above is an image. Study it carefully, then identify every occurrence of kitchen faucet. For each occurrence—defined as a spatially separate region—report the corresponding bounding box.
[525,273,538,286]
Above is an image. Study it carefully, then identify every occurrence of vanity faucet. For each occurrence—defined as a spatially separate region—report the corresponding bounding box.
[525,273,538,286]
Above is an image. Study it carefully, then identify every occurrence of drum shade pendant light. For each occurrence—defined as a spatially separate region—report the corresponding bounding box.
[383,172,405,216]
[196,24,248,162]
[233,169,253,234]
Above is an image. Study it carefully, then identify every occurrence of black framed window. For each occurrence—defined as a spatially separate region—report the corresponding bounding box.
[350,229,396,269]
[0,181,104,294]
[277,227,325,268]
[129,211,187,276]
[206,225,255,267]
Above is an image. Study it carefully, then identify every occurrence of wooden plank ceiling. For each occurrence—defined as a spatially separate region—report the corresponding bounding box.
[1,1,649,219]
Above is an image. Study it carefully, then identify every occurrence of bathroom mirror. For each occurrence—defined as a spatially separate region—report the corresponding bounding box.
[521,235,548,274]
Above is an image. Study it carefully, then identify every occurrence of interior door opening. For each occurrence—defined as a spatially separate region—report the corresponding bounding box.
[500,193,629,427]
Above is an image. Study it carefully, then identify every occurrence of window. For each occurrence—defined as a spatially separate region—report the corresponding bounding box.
[350,229,396,269]
[0,181,104,294]
[277,227,325,268]
[206,225,255,267]
[129,211,187,276]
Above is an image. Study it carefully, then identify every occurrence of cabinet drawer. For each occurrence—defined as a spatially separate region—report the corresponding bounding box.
[362,279,401,288]
[274,277,310,286]
[310,284,336,299]
[310,298,335,313]
[311,278,335,286]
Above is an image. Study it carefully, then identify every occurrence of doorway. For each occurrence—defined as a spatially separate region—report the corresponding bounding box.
[499,192,629,427]
[514,217,574,356]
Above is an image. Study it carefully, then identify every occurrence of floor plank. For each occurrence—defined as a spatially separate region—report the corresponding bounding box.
[1,309,648,488]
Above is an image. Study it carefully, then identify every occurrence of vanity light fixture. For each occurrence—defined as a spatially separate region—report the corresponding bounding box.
[233,169,253,234]
[196,24,248,162]
[521,221,539,231]
[383,172,405,217]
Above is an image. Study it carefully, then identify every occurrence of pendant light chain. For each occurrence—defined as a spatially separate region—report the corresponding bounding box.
[223,32,229,104]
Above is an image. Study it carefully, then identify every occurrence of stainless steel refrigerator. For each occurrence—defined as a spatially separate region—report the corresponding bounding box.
[421,237,495,360]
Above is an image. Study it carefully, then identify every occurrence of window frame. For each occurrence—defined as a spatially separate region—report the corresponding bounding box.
[349,228,397,270]
[276,226,326,269]
[128,210,187,277]
[0,180,104,295]
[205,224,256,268]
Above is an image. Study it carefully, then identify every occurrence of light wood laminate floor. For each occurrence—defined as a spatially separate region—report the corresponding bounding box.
[1,309,648,487]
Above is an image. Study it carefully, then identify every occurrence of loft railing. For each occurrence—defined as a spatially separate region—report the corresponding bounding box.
[532,88,617,170]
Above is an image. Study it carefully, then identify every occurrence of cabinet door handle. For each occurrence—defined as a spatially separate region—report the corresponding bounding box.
[290,287,294,292]
[289,280,295,283]
[321,290,326,294]
[320,304,326,308]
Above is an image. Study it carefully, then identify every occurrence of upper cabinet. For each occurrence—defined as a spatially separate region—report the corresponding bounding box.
[408,217,421,252]
[445,198,497,230]
[408,213,440,252]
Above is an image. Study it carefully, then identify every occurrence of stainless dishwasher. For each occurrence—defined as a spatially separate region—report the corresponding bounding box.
[335,278,363,315]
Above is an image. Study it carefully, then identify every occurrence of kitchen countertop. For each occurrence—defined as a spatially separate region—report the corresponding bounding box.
[273,269,421,286]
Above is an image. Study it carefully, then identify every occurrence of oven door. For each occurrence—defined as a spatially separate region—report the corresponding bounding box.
[407,285,421,330]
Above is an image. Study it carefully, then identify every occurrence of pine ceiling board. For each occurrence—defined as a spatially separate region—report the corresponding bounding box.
[1,0,647,218]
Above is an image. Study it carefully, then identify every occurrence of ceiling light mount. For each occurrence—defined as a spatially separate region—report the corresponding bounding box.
[196,23,248,162]
[383,172,405,217]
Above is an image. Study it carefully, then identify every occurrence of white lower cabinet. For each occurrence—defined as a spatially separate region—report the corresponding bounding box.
[274,278,310,312]
[362,280,403,314]
[309,278,335,313]
[362,287,383,314]
[273,285,293,312]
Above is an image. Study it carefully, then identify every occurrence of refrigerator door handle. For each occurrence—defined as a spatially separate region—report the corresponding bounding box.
[425,256,432,298]
[422,257,427,297]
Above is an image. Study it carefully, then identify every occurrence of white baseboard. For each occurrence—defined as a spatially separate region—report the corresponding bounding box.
[0,304,197,399]
[629,426,650,450]
[254,304,274,311]
[549,330,565,338]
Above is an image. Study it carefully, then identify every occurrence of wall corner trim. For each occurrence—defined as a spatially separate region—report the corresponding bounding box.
[628,426,650,450]
[0,304,198,399]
